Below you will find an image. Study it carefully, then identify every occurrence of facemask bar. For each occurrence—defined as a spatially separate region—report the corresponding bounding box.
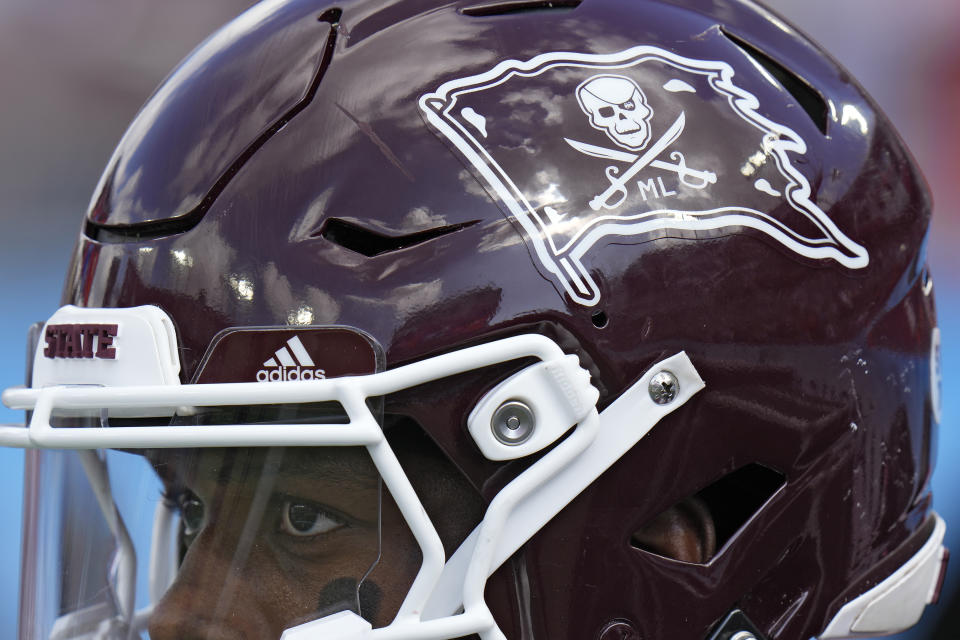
[39,450,143,640]
[147,500,177,612]
[76,450,137,636]
[65,452,185,639]
[3,334,706,640]
[420,351,704,625]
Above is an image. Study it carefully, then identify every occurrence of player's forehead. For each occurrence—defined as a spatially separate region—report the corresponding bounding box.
[149,447,379,488]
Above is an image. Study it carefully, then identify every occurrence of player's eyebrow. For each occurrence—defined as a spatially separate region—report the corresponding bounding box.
[269,449,380,487]
[149,447,380,491]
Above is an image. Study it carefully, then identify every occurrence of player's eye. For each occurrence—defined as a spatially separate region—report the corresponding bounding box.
[178,491,205,537]
[598,106,615,118]
[281,500,346,537]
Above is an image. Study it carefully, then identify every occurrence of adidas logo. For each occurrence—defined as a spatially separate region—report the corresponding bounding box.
[255,336,326,382]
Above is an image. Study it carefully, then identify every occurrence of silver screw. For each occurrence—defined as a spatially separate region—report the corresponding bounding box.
[730,633,757,640]
[648,370,679,405]
[491,400,535,445]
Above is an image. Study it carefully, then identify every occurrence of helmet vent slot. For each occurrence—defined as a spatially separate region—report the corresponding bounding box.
[722,30,828,135]
[697,463,785,551]
[316,218,479,257]
[460,0,581,17]
[630,463,785,563]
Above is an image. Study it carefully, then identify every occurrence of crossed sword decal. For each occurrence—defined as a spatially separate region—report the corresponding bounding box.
[564,112,716,211]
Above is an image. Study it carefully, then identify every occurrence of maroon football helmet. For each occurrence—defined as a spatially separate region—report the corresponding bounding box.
[0,0,945,638]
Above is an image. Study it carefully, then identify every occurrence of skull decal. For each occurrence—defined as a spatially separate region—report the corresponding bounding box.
[576,74,653,150]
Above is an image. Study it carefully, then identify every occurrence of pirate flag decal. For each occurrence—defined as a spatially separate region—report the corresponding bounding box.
[420,46,869,307]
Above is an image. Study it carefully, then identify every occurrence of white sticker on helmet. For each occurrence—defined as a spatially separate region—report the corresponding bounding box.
[421,46,869,306]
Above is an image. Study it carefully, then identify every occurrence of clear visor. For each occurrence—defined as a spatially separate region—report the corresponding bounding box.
[20,406,425,640]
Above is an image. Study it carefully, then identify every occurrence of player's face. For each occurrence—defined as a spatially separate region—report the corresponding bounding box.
[147,447,421,639]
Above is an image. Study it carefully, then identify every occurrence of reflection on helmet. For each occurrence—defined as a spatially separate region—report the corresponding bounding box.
[0,0,945,638]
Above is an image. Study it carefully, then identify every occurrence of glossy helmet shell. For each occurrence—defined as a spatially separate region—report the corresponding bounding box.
[66,0,937,637]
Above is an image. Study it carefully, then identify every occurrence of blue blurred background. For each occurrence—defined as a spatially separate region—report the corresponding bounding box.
[0,0,957,637]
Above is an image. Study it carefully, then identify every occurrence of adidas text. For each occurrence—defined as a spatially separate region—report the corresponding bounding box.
[256,366,326,382]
